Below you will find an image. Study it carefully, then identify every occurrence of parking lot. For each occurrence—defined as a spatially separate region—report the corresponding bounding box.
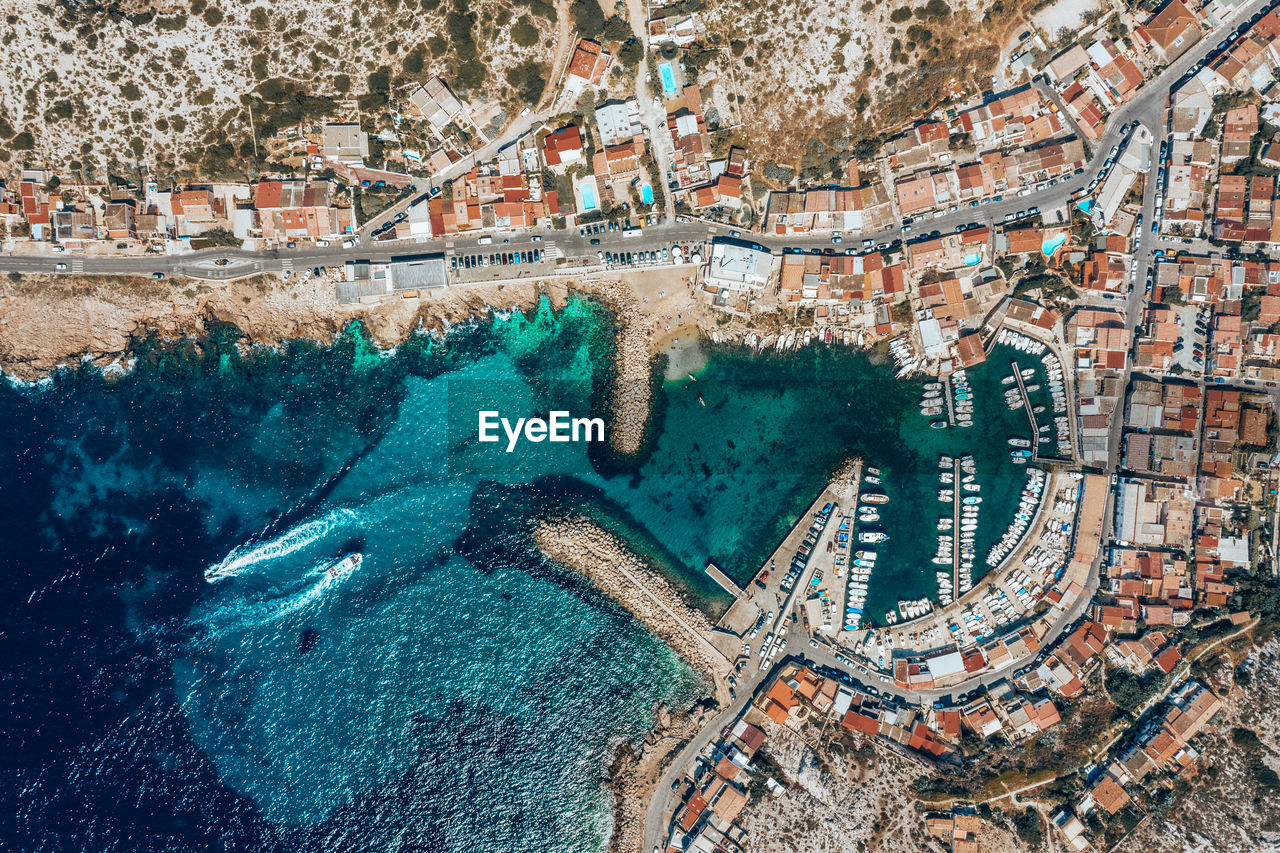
[449,246,555,282]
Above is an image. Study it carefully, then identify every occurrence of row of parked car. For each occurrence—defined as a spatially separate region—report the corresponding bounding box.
[452,248,545,271]
[598,247,672,266]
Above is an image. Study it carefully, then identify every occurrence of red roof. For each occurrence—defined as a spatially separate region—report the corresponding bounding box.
[543,125,583,167]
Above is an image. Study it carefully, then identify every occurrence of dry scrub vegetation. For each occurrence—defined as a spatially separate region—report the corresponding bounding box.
[0,0,563,178]
[689,0,1041,183]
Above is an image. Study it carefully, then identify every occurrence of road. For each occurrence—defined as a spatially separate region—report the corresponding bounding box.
[2,0,1273,291]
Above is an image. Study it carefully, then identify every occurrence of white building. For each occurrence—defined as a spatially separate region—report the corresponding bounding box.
[595,99,644,147]
[703,239,772,292]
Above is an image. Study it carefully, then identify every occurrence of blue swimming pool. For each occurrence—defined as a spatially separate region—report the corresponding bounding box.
[963,253,981,266]
[658,62,677,98]
[641,184,654,205]
[581,182,597,211]
[1042,234,1066,257]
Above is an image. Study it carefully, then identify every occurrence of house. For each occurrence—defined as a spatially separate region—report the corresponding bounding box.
[1221,105,1259,163]
[595,99,643,147]
[407,77,465,135]
[1085,774,1132,815]
[321,123,370,165]
[104,200,137,240]
[1134,0,1203,64]
[254,179,354,243]
[542,125,584,169]
[563,39,612,96]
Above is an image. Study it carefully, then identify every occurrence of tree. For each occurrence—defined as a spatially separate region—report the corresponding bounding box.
[617,38,643,67]
[570,0,604,38]
[511,17,539,47]
[505,61,546,107]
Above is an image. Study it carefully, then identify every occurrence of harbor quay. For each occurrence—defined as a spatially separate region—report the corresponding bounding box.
[707,460,1108,702]
[711,461,863,675]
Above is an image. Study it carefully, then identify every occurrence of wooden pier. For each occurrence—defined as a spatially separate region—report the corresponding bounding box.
[1010,366,1041,462]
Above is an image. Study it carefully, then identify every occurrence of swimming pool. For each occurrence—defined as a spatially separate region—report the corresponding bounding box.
[658,62,677,99]
[1041,234,1066,257]
[641,184,654,205]
[963,253,981,266]
[581,182,597,211]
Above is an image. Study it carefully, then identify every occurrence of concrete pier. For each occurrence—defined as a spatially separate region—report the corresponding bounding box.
[704,562,744,597]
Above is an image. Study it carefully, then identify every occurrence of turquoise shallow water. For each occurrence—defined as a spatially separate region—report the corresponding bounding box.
[0,299,1044,850]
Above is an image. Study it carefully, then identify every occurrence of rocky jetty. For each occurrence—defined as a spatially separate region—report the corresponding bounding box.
[534,516,733,853]
[586,278,655,457]
[533,517,732,688]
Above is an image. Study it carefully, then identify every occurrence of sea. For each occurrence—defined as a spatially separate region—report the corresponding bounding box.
[0,295,1046,851]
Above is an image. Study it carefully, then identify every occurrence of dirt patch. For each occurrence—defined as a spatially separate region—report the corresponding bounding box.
[0,0,559,175]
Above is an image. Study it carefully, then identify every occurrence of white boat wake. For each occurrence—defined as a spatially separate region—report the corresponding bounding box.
[195,556,356,639]
[204,507,359,582]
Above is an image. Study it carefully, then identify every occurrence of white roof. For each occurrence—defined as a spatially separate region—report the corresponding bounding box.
[927,650,966,678]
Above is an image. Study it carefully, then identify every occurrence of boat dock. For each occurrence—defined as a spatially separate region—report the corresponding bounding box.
[1010,367,1041,462]
[944,375,956,427]
[714,462,862,644]
[952,460,962,599]
[704,562,744,598]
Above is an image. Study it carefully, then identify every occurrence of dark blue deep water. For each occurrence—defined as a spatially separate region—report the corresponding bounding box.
[0,295,1040,851]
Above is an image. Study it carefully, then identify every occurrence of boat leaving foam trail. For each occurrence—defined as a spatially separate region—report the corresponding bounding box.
[195,554,363,639]
[204,507,359,582]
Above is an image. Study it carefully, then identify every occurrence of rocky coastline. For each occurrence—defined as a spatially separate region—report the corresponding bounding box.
[533,516,733,853]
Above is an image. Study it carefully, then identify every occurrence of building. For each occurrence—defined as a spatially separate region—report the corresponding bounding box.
[408,77,465,135]
[563,39,612,98]
[254,179,354,243]
[1134,0,1204,64]
[321,123,370,164]
[703,238,772,293]
[595,99,643,147]
[542,125,584,170]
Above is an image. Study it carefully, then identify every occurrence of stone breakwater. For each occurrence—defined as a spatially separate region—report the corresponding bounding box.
[533,517,732,687]
[533,516,731,853]
[587,278,654,457]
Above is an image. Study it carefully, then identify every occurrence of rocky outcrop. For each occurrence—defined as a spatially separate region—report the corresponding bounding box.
[605,701,717,853]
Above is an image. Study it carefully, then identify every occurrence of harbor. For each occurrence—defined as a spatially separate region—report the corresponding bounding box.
[714,460,863,672]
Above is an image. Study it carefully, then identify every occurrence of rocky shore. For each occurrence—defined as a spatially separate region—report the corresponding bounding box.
[604,700,718,853]
[0,271,668,451]
[533,516,734,853]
